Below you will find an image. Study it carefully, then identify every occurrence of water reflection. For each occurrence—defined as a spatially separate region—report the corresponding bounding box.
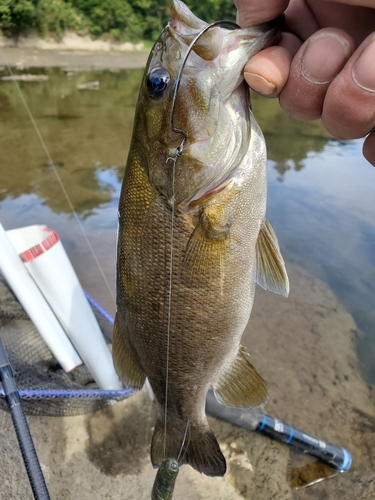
[0,67,374,386]
[0,67,142,212]
[252,93,333,181]
[290,459,339,489]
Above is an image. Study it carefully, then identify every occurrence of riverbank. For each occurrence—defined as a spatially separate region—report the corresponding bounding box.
[0,46,149,71]
[1,263,375,499]
[0,31,150,71]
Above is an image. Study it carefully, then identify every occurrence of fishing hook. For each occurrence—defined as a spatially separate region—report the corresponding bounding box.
[168,19,240,164]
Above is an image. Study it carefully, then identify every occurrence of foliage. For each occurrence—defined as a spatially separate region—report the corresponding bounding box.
[185,0,236,23]
[0,0,237,41]
[36,0,90,38]
[0,0,38,33]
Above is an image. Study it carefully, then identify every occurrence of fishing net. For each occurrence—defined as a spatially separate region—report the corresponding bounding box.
[0,273,130,417]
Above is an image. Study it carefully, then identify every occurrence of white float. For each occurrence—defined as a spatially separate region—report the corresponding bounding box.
[0,223,81,372]
[5,224,122,390]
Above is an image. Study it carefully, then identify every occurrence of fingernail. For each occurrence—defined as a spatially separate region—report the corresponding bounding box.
[244,72,277,95]
[301,34,351,84]
[352,40,375,92]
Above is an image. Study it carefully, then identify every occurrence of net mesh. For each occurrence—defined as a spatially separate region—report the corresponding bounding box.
[0,273,126,417]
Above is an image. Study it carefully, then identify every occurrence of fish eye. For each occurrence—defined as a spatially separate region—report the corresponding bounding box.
[168,460,179,472]
[147,67,171,99]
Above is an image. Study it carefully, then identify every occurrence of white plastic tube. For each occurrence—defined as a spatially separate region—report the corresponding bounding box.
[0,223,82,372]
[6,224,122,390]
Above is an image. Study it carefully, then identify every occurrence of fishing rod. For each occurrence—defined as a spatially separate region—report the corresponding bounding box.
[206,390,352,472]
[0,293,352,473]
[0,337,51,500]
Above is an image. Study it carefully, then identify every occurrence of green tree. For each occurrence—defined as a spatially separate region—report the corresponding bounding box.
[185,0,236,23]
[0,0,38,33]
[0,0,238,40]
[36,0,89,38]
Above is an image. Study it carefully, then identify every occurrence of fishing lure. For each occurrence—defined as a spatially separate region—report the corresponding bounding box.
[151,419,189,500]
[151,458,179,500]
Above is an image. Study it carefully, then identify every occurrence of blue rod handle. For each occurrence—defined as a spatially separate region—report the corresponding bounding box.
[205,391,351,472]
[257,414,352,471]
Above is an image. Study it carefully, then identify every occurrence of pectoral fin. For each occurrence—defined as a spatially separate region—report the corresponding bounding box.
[112,311,146,390]
[182,209,230,285]
[213,346,267,408]
[255,219,289,297]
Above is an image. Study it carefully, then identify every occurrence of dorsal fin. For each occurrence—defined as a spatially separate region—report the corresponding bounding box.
[255,219,289,297]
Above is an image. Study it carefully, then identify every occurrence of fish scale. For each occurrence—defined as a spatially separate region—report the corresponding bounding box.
[113,0,288,478]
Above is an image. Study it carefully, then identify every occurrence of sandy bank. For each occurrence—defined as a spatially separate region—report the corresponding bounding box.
[0,35,149,70]
[0,47,148,71]
[1,263,374,499]
[0,31,145,51]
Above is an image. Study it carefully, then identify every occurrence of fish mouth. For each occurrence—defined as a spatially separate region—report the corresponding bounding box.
[156,3,284,211]
[170,0,284,62]
[220,14,284,61]
[170,0,284,39]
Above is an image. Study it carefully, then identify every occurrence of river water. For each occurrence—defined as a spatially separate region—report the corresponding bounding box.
[0,66,374,388]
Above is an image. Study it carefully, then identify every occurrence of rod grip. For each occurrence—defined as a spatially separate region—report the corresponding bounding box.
[10,405,51,500]
[0,338,51,500]
[257,414,352,471]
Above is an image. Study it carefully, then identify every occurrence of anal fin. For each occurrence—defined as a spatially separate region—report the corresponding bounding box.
[213,346,267,408]
[112,311,146,390]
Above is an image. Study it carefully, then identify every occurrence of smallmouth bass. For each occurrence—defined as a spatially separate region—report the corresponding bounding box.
[113,0,288,477]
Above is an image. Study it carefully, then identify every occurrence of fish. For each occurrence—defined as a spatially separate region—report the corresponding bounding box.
[113,0,289,477]
[151,458,179,500]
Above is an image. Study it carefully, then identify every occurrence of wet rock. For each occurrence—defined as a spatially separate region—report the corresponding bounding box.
[1,74,48,81]
[76,81,99,90]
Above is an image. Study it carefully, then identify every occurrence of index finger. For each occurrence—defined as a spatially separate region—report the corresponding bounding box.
[233,0,290,26]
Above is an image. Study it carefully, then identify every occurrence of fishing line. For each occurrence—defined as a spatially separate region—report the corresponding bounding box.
[0,51,116,304]
[164,155,176,458]
[163,19,240,459]
[176,420,190,464]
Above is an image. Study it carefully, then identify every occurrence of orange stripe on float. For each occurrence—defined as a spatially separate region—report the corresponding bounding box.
[19,229,60,262]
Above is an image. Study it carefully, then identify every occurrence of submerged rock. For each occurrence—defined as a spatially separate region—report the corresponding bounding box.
[1,74,49,81]
[77,81,99,90]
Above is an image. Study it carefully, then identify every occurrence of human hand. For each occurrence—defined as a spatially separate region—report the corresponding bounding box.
[234,0,375,167]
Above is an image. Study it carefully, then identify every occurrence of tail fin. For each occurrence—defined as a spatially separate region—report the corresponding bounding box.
[151,419,226,477]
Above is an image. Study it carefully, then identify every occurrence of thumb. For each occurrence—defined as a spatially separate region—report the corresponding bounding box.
[233,0,290,27]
